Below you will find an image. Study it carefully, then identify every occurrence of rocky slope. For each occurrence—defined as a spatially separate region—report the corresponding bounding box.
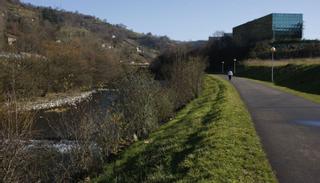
[0,0,177,63]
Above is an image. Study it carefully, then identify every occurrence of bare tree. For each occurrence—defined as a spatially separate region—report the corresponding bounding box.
[115,71,159,139]
[212,30,226,38]
[0,94,35,182]
[0,3,5,50]
[155,47,207,109]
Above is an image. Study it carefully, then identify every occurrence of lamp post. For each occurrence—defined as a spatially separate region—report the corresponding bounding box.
[221,61,224,73]
[271,47,277,83]
[233,58,237,74]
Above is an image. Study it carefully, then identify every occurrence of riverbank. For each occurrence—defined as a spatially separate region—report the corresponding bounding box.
[2,89,114,111]
[94,75,276,182]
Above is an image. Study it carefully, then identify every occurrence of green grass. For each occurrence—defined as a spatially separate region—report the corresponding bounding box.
[94,75,277,183]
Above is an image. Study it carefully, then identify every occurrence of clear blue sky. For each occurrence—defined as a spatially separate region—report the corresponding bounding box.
[21,0,320,41]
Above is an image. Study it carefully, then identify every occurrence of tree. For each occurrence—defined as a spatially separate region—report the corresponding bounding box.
[116,71,159,138]
[153,47,207,109]
[41,8,64,24]
[212,30,225,37]
[0,1,5,50]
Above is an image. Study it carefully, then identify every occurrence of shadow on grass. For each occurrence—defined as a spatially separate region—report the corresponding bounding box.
[170,132,204,175]
[98,77,227,183]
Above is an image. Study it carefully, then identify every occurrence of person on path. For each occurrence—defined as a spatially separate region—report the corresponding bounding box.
[228,70,233,80]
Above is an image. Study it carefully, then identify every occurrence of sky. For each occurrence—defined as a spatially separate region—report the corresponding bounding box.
[21,0,320,41]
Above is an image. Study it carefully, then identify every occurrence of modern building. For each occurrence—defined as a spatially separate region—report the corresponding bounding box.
[209,32,233,42]
[233,13,303,46]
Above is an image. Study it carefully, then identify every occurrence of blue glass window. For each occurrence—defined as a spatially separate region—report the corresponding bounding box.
[272,13,303,39]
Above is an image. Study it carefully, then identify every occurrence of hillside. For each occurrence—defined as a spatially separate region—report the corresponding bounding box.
[0,0,176,63]
[0,0,178,100]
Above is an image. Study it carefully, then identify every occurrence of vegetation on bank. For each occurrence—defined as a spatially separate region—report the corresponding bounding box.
[0,48,122,102]
[95,75,276,183]
[0,45,207,182]
[238,59,320,95]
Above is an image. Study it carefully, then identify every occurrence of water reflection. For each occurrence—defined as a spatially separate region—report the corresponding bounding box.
[293,120,320,127]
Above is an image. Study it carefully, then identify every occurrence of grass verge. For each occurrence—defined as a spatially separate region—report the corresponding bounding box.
[94,75,277,183]
[238,63,320,95]
[245,78,320,104]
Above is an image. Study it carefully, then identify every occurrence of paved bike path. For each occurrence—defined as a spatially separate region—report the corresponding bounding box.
[226,76,320,183]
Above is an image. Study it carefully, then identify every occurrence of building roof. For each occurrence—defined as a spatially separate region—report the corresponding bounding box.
[233,13,303,30]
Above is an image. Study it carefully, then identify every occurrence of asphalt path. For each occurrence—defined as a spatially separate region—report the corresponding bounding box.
[224,76,320,183]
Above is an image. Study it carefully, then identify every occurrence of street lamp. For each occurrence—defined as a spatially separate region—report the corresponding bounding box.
[271,47,277,83]
[233,58,237,74]
[221,61,224,73]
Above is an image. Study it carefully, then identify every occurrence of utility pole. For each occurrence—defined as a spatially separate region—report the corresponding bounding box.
[221,61,224,73]
[233,58,237,74]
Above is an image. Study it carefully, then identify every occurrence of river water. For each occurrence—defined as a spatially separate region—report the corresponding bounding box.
[32,89,116,140]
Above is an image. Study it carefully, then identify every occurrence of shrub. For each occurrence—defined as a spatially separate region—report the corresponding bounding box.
[0,95,35,182]
[115,71,160,139]
[154,87,174,123]
[41,8,64,24]
[154,48,207,109]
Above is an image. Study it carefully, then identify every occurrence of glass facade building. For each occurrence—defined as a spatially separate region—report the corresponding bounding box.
[233,13,303,46]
